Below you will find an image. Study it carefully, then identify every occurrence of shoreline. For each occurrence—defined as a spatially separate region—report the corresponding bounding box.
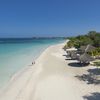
[0,42,64,92]
[0,42,65,93]
[0,42,100,100]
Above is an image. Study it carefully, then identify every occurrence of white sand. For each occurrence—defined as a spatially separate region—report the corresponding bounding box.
[0,43,100,100]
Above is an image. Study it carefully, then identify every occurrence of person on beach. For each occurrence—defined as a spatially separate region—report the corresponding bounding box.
[32,61,35,65]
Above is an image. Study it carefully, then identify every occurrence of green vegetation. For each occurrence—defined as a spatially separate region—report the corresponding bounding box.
[88,47,100,56]
[67,31,100,48]
[94,61,100,68]
[66,31,100,57]
[63,44,68,50]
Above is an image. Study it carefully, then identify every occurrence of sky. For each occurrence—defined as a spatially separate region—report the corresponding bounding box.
[0,0,100,37]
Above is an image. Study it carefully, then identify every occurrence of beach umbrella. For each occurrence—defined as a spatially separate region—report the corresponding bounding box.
[78,53,94,63]
[70,51,79,60]
[78,45,96,54]
[67,47,77,51]
[78,46,87,54]
[85,44,96,52]
[79,46,86,51]
[66,48,77,57]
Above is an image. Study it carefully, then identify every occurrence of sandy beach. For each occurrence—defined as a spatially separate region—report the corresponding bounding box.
[0,43,100,100]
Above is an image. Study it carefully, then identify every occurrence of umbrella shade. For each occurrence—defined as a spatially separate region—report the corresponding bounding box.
[78,53,94,63]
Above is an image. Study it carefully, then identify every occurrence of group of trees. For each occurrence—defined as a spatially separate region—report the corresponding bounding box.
[66,31,100,56]
[67,31,100,48]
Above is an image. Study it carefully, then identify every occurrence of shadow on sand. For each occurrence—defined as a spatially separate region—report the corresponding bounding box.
[75,68,100,84]
[88,68,100,76]
[83,92,100,100]
[68,62,89,67]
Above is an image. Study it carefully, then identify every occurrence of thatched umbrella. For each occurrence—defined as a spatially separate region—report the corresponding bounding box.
[71,52,79,60]
[85,44,96,52]
[79,46,86,51]
[78,45,96,54]
[67,47,77,51]
[78,46,87,54]
[66,48,77,58]
[78,53,94,64]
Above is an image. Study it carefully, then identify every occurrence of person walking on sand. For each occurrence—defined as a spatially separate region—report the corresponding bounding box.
[32,60,35,65]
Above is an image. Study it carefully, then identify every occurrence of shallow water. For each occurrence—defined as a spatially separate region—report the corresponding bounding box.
[0,38,64,88]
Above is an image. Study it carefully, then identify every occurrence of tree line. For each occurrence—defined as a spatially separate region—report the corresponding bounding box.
[65,31,100,56]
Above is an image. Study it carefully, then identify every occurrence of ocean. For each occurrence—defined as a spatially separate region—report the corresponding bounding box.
[0,38,64,88]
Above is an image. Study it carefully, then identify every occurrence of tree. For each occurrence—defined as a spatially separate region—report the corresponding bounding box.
[88,31,97,40]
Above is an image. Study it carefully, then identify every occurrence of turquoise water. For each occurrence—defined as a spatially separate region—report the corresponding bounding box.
[0,38,64,88]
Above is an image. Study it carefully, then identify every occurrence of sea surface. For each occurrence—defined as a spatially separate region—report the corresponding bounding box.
[0,38,64,88]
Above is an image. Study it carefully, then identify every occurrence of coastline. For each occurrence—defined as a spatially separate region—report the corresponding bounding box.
[0,42,100,100]
[0,38,64,89]
[0,39,64,90]
[0,42,63,91]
